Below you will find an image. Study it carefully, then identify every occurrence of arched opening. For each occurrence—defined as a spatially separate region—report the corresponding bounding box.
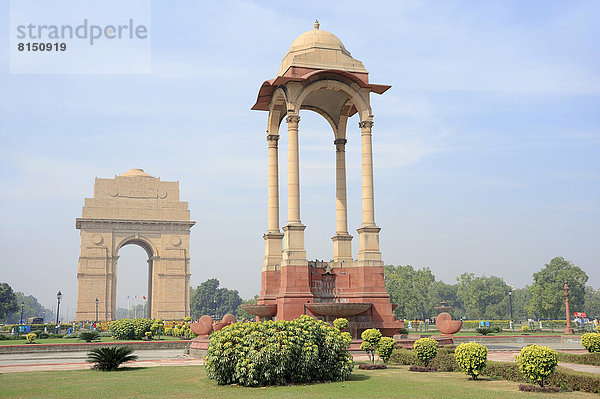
[289,109,335,261]
[115,241,153,319]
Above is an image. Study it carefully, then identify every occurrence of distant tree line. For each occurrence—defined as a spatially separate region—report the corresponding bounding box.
[0,282,54,323]
[385,256,600,321]
[2,256,598,324]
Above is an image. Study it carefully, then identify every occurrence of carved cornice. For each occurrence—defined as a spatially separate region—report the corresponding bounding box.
[76,218,195,231]
[358,121,374,129]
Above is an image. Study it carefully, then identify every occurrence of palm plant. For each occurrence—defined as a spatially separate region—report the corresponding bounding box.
[87,346,138,371]
[78,331,100,343]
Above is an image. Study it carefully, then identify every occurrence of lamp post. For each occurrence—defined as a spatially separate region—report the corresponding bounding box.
[20,302,25,325]
[508,290,513,331]
[56,291,62,334]
[95,298,99,326]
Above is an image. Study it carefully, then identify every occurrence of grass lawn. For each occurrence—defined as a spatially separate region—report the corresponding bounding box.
[0,365,595,399]
[0,336,184,346]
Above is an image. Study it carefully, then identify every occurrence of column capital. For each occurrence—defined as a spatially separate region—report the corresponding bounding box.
[267,134,279,148]
[286,114,300,124]
[359,120,374,129]
[334,138,347,152]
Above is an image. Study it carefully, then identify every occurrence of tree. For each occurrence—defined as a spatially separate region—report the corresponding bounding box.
[527,257,588,320]
[235,295,258,320]
[384,265,436,320]
[190,279,242,320]
[511,286,532,320]
[0,282,18,321]
[584,286,600,319]
[427,280,464,318]
[456,273,510,319]
[5,292,52,324]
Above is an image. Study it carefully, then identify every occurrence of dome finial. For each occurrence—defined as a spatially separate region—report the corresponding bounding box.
[314,20,320,30]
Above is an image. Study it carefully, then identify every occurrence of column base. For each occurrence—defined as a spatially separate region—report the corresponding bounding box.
[332,232,353,262]
[263,231,283,271]
[564,326,575,335]
[357,225,382,262]
[282,224,307,267]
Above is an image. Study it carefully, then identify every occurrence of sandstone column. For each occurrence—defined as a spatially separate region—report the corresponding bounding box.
[262,134,284,302]
[282,113,306,264]
[279,113,311,317]
[360,121,376,227]
[287,114,301,225]
[332,138,353,262]
[357,120,382,263]
[267,134,280,233]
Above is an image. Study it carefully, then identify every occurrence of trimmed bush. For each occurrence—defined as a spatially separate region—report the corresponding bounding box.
[360,328,383,364]
[109,318,153,340]
[454,342,487,379]
[78,331,100,343]
[413,337,439,367]
[205,316,353,387]
[389,348,418,365]
[25,333,36,343]
[87,346,138,371]
[333,318,349,331]
[581,333,600,353]
[516,344,558,387]
[398,327,409,335]
[376,337,396,363]
[521,325,530,333]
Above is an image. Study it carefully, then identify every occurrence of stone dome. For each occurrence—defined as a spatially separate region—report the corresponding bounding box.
[119,168,153,177]
[278,21,367,76]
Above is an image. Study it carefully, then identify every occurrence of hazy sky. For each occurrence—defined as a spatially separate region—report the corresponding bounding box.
[1,1,598,317]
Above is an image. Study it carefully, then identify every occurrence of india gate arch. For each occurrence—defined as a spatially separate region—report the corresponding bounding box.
[250,21,404,336]
[75,169,195,321]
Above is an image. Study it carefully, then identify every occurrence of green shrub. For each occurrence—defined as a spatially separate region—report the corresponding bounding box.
[431,350,458,371]
[333,318,349,331]
[78,331,100,343]
[205,316,353,387]
[164,327,173,336]
[398,327,409,335]
[150,320,163,338]
[144,331,152,340]
[25,333,36,343]
[454,342,487,379]
[360,328,382,364]
[376,337,395,363]
[389,348,417,365]
[516,344,558,387]
[413,337,439,367]
[109,318,153,340]
[86,346,138,371]
[581,333,600,353]
[521,325,530,333]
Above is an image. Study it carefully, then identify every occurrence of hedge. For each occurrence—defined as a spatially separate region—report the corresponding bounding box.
[557,352,600,366]
[483,361,600,394]
[389,348,600,394]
